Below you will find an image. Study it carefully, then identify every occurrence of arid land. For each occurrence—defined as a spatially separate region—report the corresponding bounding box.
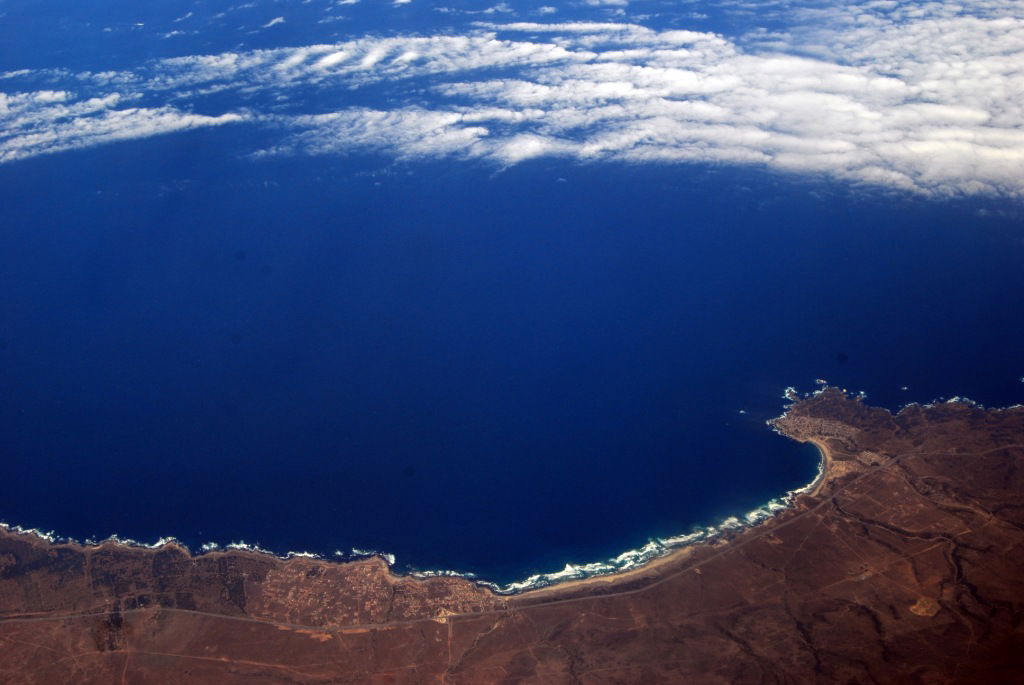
[1,389,1022,683]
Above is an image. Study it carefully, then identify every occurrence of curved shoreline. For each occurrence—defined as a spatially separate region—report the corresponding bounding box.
[0,413,826,596]
[0,457,823,596]
[4,386,1022,682]
[788,436,831,498]
[0,387,1006,598]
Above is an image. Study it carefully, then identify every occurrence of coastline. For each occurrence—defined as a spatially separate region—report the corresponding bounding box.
[5,386,1003,598]
[794,437,832,497]
[4,386,1021,682]
[0,445,825,599]
[0,462,821,597]
[808,439,833,496]
[0,389,835,598]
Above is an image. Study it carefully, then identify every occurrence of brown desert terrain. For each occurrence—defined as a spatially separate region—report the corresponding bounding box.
[1,388,1022,683]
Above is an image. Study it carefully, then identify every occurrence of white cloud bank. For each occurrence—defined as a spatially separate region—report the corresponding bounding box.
[2,1,1024,195]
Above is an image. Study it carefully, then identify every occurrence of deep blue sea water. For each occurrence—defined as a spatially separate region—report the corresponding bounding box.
[2,0,1024,587]
[2,131,1022,584]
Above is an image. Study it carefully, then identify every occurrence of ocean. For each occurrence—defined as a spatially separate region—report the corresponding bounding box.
[2,136,1022,586]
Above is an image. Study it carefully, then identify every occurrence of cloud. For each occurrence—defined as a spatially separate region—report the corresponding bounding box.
[0,90,248,163]
[2,1,1023,196]
[267,108,491,158]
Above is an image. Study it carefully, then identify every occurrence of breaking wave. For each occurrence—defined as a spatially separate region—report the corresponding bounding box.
[0,462,821,594]
[16,383,1011,595]
[0,434,824,596]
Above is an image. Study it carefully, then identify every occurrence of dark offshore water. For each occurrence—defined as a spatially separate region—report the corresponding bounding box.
[1,134,1022,583]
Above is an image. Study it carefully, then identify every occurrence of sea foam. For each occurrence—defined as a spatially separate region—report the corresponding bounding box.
[6,385,1006,595]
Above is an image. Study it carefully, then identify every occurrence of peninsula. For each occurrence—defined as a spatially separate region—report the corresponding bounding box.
[1,389,1022,683]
